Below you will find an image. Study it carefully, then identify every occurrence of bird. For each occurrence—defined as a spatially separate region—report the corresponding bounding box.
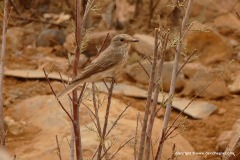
[57,34,139,99]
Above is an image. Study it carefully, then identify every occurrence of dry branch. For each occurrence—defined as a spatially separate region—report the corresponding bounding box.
[155,0,193,159]
[0,0,9,146]
[137,28,159,160]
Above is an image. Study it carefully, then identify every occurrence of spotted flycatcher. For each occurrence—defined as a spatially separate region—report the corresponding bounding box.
[57,34,139,99]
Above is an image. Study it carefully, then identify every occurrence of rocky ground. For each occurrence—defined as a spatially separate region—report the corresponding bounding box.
[1,0,240,160]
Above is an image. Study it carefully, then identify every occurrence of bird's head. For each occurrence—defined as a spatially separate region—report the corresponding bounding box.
[111,34,139,48]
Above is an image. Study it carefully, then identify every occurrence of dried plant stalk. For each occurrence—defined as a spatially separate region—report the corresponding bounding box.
[137,28,159,160]
[0,0,9,147]
[155,0,193,159]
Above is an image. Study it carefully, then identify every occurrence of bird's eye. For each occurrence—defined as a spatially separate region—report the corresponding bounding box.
[120,38,124,42]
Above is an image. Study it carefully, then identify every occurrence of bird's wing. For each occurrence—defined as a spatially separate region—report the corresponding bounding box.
[72,51,122,82]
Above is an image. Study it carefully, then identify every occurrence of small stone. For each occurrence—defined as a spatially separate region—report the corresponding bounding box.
[184,28,232,65]
[217,108,226,115]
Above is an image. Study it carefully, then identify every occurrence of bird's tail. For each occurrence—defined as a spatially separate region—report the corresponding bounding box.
[56,81,82,99]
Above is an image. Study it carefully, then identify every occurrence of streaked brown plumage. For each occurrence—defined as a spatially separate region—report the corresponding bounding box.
[57,34,139,99]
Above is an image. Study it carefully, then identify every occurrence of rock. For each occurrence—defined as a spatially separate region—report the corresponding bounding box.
[216,131,233,151]
[126,61,185,92]
[7,95,198,160]
[94,82,217,119]
[185,29,232,65]
[4,116,24,135]
[131,34,155,56]
[63,30,117,56]
[36,29,65,47]
[181,69,229,99]
[228,73,240,94]
[214,13,240,38]
[182,62,207,79]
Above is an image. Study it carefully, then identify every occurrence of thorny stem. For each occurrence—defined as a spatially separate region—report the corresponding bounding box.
[137,28,159,160]
[0,0,8,147]
[155,0,193,159]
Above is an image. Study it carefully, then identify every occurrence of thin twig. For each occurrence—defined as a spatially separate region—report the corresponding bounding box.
[106,104,131,136]
[43,69,74,124]
[97,33,110,57]
[77,83,87,105]
[100,145,112,160]
[92,83,103,136]
[134,113,140,160]
[108,137,134,160]
[56,135,62,160]
[137,60,150,78]
[176,49,197,76]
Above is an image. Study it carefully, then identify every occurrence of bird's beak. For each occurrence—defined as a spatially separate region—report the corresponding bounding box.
[132,38,139,42]
[125,37,139,42]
